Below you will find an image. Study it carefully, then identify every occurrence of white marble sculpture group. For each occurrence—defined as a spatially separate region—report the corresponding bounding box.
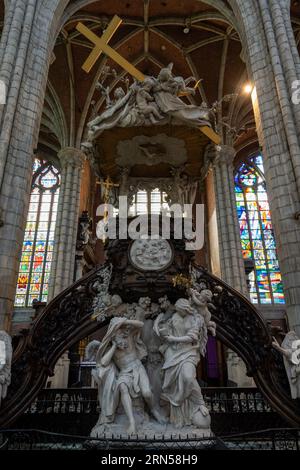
[82,63,214,149]
[87,286,217,438]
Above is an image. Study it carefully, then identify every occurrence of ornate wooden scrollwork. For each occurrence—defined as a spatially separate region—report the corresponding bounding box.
[0,265,112,428]
[191,267,300,426]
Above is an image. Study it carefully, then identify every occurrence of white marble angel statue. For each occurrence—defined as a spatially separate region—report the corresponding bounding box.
[154,298,211,431]
[153,63,212,128]
[189,287,217,336]
[86,316,165,435]
[0,330,12,407]
[272,331,300,399]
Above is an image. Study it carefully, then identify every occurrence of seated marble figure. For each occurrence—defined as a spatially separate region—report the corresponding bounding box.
[90,316,165,435]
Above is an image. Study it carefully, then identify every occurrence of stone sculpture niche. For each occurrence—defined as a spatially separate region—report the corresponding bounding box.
[86,283,215,439]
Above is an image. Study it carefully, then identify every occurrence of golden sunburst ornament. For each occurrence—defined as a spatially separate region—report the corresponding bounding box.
[172,274,192,289]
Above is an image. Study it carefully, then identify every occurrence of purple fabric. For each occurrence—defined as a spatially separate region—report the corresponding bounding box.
[206,336,219,378]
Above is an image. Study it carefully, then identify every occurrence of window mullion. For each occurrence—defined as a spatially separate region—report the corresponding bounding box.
[243,189,260,303]
[255,185,274,304]
[147,189,151,214]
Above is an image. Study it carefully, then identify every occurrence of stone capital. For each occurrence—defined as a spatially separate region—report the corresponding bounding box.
[215,145,236,167]
[58,147,86,169]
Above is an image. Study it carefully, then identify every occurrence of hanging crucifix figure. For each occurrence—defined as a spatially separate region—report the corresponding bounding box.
[96,177,119,243]
[97,176,119,220]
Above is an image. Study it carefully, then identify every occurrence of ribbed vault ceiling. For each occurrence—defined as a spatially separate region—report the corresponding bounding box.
[41,0,249,156]
[0,1,300,161]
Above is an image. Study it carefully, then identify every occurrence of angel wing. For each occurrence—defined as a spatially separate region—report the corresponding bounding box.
[153,313,168,337]
[85,340,101,362]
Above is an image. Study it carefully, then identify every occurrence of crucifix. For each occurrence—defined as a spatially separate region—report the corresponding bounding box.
[96,176,119,220]
[76,15,145,81]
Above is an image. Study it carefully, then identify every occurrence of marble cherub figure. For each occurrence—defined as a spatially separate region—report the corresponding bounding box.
[134,296,152,321]
[189,287,217,336]
[135,78,164,124]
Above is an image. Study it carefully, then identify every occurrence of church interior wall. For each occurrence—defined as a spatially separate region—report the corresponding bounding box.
[0,1,300,426]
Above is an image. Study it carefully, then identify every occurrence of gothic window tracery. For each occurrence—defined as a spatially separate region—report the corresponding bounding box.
[129,188,169,216]
[235,154,284,305]
[15,159,60,307]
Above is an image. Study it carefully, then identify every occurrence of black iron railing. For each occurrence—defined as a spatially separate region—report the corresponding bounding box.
[10,387,287,436]
[24,387,272,415]
[25,388,98,415]
[204,387,272,413]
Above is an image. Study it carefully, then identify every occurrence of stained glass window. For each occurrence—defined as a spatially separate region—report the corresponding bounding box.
[15,159,60,307]
[129,188,169,216]
[235,154,284,305]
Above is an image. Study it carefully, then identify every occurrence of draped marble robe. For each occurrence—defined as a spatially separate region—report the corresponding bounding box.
[157,301,210,429]
[93,317,147,425]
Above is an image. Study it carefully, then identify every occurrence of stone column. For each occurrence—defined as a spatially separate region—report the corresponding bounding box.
[231,0,300,336]
[48,147,85,300]
[213,145,253,387]
[213,145,249,295]
[46,352,70,389]
[0,0,62,332]
[47,147,85,389]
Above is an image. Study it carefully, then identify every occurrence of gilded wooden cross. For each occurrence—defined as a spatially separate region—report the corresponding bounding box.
[97,176,119,217]
[76,15,145,81]
[96,177,119,243]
